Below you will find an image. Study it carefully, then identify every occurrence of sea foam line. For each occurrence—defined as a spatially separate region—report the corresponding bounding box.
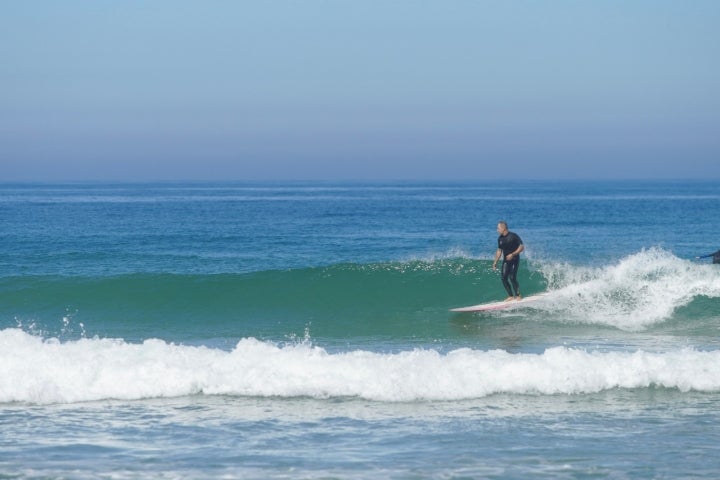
[2,328,719,404]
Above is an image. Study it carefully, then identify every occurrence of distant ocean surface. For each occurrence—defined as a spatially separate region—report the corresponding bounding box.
[2,181,720,479]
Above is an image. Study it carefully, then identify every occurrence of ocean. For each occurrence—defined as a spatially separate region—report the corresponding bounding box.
[2,180,720,479]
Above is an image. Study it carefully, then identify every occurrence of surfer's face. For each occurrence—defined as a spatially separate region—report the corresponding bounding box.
[497,223,508,236]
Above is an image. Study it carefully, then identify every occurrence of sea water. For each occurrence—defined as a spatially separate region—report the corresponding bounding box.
[2,181,720,478]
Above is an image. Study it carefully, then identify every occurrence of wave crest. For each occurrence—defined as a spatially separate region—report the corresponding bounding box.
[534,248,720,330]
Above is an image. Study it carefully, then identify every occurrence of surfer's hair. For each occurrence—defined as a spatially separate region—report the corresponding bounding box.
[498,220,508,229]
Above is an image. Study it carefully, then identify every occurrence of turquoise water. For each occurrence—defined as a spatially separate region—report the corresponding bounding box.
[2,181,720,478]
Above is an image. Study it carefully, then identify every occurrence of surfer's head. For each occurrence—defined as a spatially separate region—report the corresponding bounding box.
[497,221,509,235]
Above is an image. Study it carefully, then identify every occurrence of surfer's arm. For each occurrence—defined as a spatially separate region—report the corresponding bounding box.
[492,248,502,270]
[506,244,524,261]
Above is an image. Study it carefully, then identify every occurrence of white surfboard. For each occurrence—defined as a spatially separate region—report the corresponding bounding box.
[450,293,549,313]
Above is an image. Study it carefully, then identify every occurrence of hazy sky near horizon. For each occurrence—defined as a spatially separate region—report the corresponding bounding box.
[2,1,719,181]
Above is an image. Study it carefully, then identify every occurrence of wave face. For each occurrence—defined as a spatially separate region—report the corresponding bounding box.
[3,328,720,405]
[2,249,719,341]
[0,257,535,341]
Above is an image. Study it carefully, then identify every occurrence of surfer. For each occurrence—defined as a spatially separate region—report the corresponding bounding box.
[492,221,525,301]
[697,250,720,264]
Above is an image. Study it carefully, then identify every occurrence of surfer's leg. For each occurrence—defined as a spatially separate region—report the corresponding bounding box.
[501,261,515,299]
[507,259,521,298]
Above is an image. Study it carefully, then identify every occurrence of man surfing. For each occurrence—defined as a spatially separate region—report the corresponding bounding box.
[492,221,524,301]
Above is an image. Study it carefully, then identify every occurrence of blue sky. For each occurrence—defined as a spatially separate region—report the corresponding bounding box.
[1,1,719,181]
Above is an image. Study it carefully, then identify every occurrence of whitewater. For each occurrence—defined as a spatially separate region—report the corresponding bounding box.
[3,329,720,405]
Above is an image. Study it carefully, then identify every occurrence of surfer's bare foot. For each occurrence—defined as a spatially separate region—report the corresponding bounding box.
[515,295,522,301]
[504,296,514,302]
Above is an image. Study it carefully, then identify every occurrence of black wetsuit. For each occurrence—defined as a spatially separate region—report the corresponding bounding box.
[498,232,523,297]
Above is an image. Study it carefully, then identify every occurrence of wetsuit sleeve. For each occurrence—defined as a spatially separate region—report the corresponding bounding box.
[511,233,523,249]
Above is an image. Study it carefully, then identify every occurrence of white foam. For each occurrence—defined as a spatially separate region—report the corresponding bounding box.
[535,248,720,330]
[2,328,720,405]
